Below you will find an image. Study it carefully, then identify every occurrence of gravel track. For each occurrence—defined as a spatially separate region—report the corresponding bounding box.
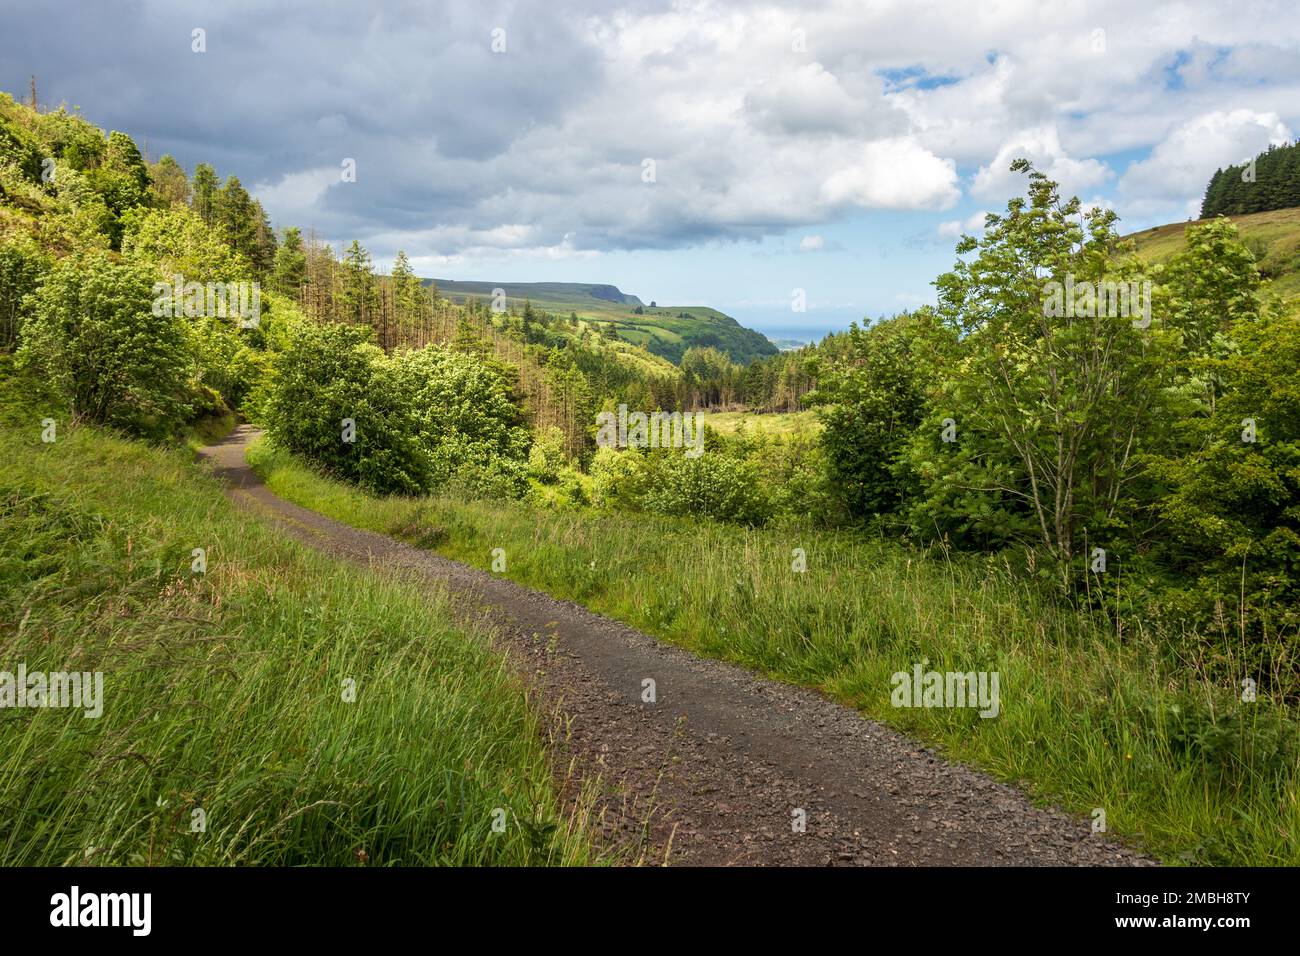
[200,425,1154,867]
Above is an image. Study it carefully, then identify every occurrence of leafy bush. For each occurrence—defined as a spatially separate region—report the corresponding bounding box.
[18,253,192,437]
[264,321,428,495]
[0,236,48,349]
[390,346,530,498]
[265,327,531,498]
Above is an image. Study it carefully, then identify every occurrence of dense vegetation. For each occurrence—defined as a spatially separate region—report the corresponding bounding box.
[3,89,1297,865]
[0,364,598,865]
[1201,139,1300,219]
[0,93,605,866]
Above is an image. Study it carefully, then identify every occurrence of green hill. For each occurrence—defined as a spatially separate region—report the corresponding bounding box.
[428,278,778,365]
[1128,206,1300,300]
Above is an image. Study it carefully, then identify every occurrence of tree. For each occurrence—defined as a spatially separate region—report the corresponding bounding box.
[0,237,49,350]
[807,313,935,524]
[190,163,219,224]
[149,154,191,207]
[18,254,192,436]
[86,131,151,247]
[264,321,429,494]
[339,240,377,326]
[271,227,307,299]
[909,160,1167,577]
[249,199,278,280]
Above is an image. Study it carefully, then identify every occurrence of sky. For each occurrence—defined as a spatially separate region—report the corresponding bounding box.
[2,0,1298,341]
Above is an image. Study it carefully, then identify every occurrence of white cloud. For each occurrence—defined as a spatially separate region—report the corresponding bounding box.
[42,0,1300,258]
[937,210,990,238]
[799,234,826,251]
[821,138,961,210]
[1119,109,1293,204]
[972,126,1111,201]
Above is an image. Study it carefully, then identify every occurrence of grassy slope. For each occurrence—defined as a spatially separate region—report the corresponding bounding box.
[1128,206,1300,300]
[0,405,598,865]
[431,279,779,365]
[249,438,1300,867]
[705,410,822,437]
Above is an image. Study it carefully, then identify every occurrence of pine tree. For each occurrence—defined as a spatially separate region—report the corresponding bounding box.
[271,227,307,298]
[191,163,219,224]
[340,240,377,326]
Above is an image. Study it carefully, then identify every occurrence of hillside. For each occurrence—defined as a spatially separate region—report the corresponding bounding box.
[1127,206,1300,300]
[429,278,779,365]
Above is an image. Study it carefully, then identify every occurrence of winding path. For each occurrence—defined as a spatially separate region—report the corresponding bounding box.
[201,425,1152,867]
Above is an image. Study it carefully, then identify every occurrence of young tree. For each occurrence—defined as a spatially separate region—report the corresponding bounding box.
[18,253,192,435]
[271,227,307,299]
[149,154,191,207]
[909,161,1167,577]
[190,163,219,224]
[339,240,377,326]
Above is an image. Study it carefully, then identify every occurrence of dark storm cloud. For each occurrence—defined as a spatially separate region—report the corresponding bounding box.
[1,0,607,239]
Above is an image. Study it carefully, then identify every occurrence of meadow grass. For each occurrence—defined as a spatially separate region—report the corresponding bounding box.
[0,419,600,866]
[250,437,1300,866]
[704,409,822,437]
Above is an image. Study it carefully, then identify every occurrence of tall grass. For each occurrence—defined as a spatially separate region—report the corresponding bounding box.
[0,422,599,866]
[250,437,1300,866]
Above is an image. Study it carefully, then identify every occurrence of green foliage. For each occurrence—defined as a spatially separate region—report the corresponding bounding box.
[84,131,150,248]
[18,253,192,436]
[263,321,426,494]
[390,346,531,498]
[149,154,190,207]
[264,322,530,498]
[1145,302,1300,647]
[121,205,251,281]
[1201,140,1300,219]
[807,313,935,525]
[907,162,1168,571]
[0,236,48,349]
[271,226,306,297]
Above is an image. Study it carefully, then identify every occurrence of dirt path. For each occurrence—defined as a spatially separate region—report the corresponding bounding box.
[200,426,1153,866]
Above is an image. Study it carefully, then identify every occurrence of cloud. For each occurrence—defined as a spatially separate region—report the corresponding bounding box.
[972,125,1111,201]
[5,0,1300,262]
[821,138,961,210]
[1119,108,1293,205]
[937,210,990,238]
[799,234,825,251]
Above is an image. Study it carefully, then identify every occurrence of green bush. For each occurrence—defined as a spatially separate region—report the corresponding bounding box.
[18,253,192,437]
[264,321,428,495]
[390,346,530,499]
[265,327,531,498]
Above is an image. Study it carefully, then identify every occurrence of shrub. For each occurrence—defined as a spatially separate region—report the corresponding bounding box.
[264,321,428,495]
[18,253,192,437]
[391,346,530,499]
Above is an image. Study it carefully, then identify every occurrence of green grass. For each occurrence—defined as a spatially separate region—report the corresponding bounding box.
[705,410,821,437]
[1128,206,1300,300]
[0,417,601,866]
[249,437,1300,866]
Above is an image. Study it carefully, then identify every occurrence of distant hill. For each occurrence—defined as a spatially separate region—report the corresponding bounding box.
[768,337,808,351]
[1127,206,1300,300]
[428,279,779,365]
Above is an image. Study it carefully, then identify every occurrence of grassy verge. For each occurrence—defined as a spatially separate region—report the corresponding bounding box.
[0,417,599,866]
[249,436,1300,866]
